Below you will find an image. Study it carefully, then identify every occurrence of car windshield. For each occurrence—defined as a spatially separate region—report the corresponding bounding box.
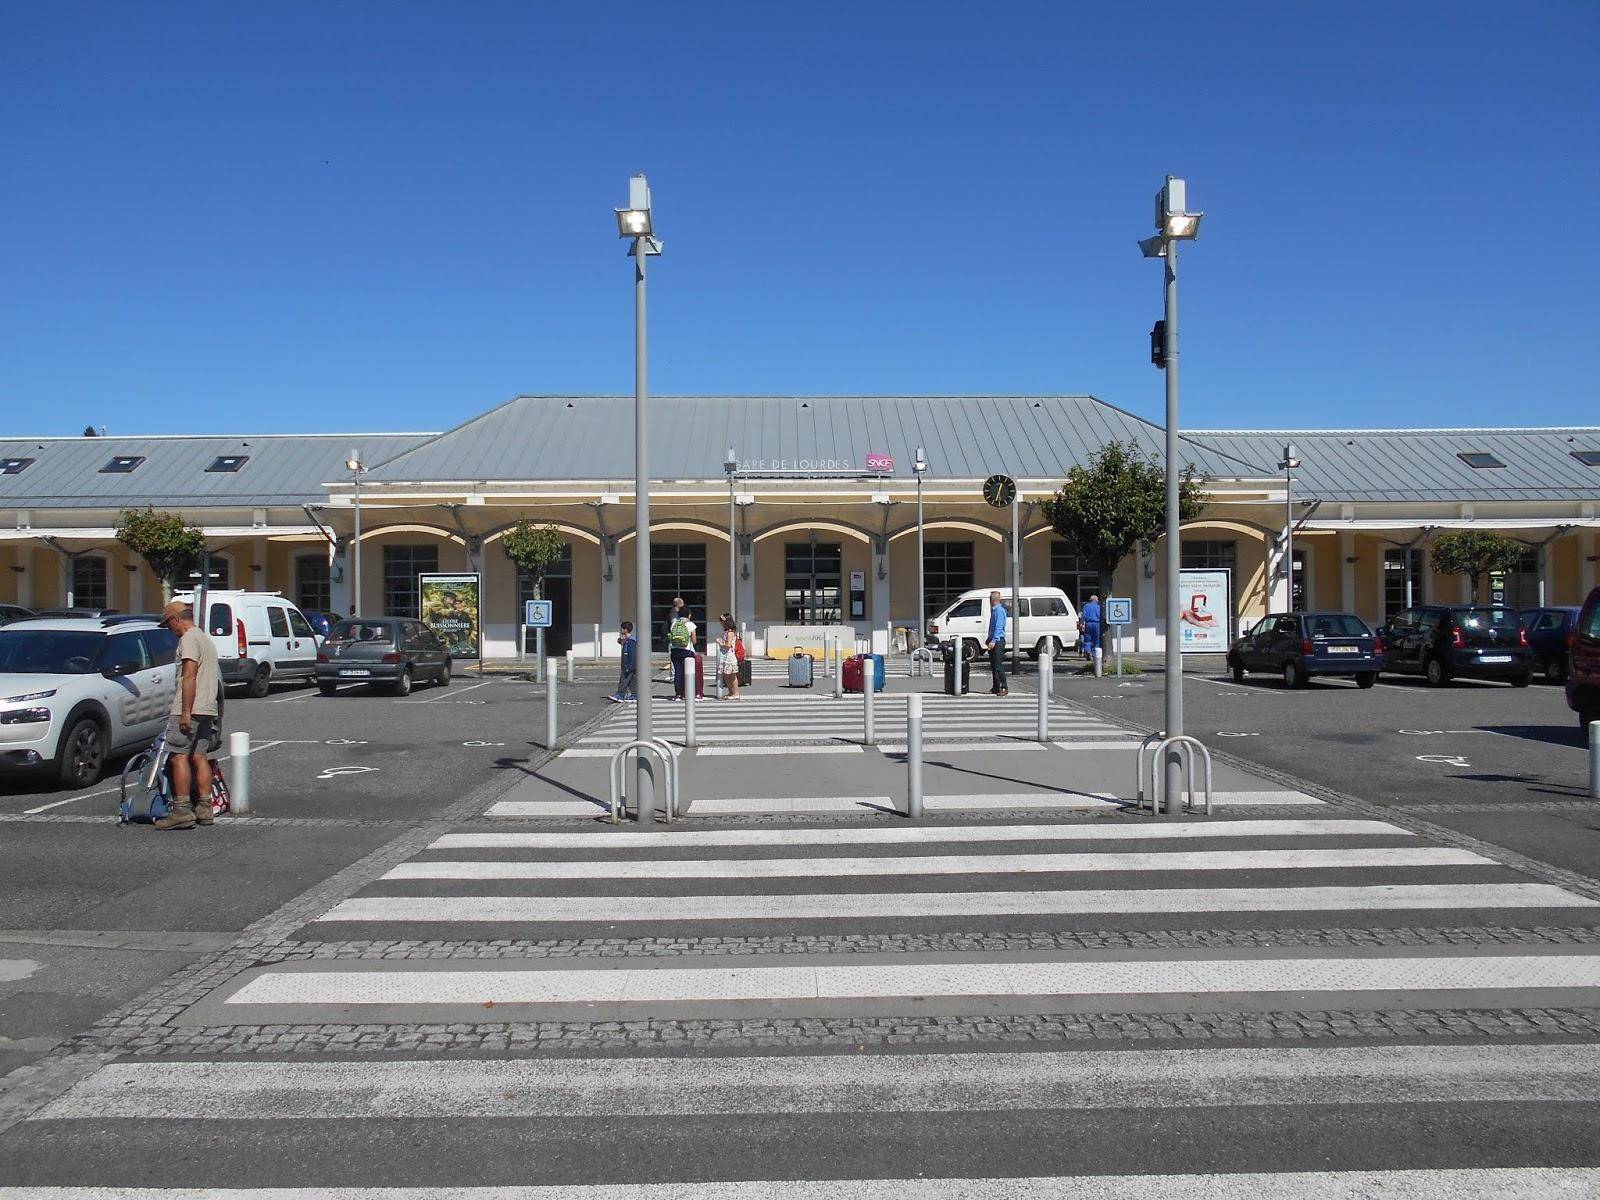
[330,621,394,644]
[0,629,104,674]
[1306,615,1369,638]
[1458,609,1519,631]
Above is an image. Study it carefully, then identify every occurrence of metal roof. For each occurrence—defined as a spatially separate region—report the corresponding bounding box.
[0,433,433,510]
[362,395,1270,484]
[1190,428,1600,503]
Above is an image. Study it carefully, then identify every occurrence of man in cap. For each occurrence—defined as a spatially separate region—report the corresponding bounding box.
[152,599,224,831]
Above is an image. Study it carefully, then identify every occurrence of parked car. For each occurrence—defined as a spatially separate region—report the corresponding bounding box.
[304,611,339,638]
[0,605,35,626]
[1520,606,1582,684]
[172,589,322,698]
[33,607,121,619]
[1566,586,1600,731]
[927,587,1081,660]
[1379,604,1533,687]
[315,617,451,696]
[1226,611,1383,688]
[0,616,177,788]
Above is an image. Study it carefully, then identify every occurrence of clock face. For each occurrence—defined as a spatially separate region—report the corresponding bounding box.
[983,473,1016,509]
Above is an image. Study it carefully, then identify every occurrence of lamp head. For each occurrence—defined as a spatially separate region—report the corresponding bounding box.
[615,173,653,238]
[1279,442,1301,470]
[345,449,363,473]
[724,447,737,474]
[1151,175,1203,243]
[913,446,928,474]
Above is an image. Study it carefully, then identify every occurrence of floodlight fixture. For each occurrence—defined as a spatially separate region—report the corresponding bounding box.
[615,173,653,238]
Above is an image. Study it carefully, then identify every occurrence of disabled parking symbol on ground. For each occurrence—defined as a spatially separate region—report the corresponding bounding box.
[1415,753,1471,768]
[316,765,380,780]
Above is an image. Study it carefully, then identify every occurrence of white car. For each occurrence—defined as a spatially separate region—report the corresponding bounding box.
[173,589,321,698]
[0,616,179,789]
[927,586,1082,661]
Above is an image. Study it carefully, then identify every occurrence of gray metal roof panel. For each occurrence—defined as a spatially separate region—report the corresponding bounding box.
[1189,428,1600,502]
[0,433,433,510]
[363,395,1269,484]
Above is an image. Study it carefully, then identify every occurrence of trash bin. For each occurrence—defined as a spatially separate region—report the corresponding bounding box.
[943,645,969,696]
[787,652,814,688]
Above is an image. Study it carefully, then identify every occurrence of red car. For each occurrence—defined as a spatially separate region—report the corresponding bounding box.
[1566,586,1600,731]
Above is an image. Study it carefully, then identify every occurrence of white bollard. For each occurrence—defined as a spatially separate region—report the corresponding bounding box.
[545,658,558,749]
[954,644,964,695]
[592,623,601,661]
[1037,649,1051,742]
[685,653,697,747]
[1590,721,1599,800]
[227,730,251,815]
[906,693,923,818]
[863,673,875,745]
[566,648,575,683]
[834,644,845,698]
[1094,645,1103,678]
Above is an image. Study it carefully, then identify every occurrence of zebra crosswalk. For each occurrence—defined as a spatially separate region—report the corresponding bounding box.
[8,809,1600,1191]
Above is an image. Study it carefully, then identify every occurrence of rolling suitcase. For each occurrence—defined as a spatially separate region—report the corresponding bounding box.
[843,654,866,693]
[738,657,753,687]
[943,647,970,696]
[787,652,814,688]
[866,653,886,691]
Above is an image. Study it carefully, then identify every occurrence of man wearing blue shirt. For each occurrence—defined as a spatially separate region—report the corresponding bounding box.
[985,590,1009,696]
[1081,594,1103,670]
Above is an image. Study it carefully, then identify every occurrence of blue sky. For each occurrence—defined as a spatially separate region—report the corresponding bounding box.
[3,2,1596,438]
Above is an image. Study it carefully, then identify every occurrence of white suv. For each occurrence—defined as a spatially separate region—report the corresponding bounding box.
[927,586,1082,661]
[0,617,179,789]
[174,590,321,698]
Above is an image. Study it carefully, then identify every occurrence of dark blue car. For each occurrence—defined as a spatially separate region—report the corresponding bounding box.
[1227,611,1384,689]
[1521,606,1581,684]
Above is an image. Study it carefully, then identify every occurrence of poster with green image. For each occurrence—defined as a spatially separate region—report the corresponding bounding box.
[419,573,482,659]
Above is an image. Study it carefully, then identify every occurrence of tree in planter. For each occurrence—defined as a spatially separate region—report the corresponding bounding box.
[1428,529,1527,603]
[1041,440,1208,600]
[114,506,206,600]
[501,520,566,654]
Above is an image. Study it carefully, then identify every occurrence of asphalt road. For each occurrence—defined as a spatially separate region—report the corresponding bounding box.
[0,666,617,1078]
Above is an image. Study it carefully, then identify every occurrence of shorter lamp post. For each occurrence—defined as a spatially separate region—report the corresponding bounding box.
[725,446,738,620]
[1279,442,1300,611]
[345,449,366,616]
[913,446,928,647]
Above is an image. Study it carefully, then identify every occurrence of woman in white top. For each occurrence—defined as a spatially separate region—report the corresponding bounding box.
[716,612,740,698]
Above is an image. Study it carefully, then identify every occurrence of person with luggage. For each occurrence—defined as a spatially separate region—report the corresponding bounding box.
[608,621,637,703]
[985,590,1009,697]
[153,599,224,831]
[716,612,741,699]
[667,604,697,699]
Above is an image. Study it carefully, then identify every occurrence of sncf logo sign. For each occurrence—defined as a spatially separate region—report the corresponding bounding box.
[865,453,894,473]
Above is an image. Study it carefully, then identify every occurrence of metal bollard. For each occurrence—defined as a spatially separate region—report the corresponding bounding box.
[566,648,575,683]
[906,693,923,818]
[954,644,964,695]
[863,673,875,745]
[545,657,558,749]
[684,653,697,748]
[1037,650,1051,742]
[1094,646,1103,678]
[834,645,845,698]
[592,623,601,661]
[227,730,252,815]
[1591,721,1599,800]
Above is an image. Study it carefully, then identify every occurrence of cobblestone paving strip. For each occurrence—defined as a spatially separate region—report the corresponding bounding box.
[1058,692,1600,902]
[109,1006,1600,1058]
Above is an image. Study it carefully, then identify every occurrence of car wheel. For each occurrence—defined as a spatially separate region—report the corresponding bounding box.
[318,682,338,696]
[1425,657,1449,688]
[392,668,413,697]
[1548,658,1569,685]
[245,664,271,699]
[961,640,979,662]
[437,659,451,687]
[1229,656,1245,683]
[1510,672,1532,689]
[1283,660,1306,689]
[1356,672,1377,689]
[56,717,106,789]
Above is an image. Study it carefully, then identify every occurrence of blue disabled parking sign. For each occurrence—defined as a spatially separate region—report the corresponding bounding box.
[523,599,553,628]
[1106,597,1133,626]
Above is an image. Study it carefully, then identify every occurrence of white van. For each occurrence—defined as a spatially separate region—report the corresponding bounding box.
[927,586,1081,660]
[174,589,322,698]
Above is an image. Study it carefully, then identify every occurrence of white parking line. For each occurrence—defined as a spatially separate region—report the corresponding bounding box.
[19,739,294,815]
[416,680,491,703]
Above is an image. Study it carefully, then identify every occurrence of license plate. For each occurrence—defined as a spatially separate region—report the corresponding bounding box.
[1327,646,1359,655]
[338,669,372,677]
[1479,655,1511,664]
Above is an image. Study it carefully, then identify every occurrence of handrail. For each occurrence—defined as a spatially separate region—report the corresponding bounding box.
[1139,734,1212,816]
[607,739,680,824]
[908,646,936,677]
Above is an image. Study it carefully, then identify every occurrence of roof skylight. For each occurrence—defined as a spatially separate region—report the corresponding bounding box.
[100,455,145,474]
[1456,452,1505,469]
[0,457,35,475]
[1571,450,1600,467]
[206,455,249,473]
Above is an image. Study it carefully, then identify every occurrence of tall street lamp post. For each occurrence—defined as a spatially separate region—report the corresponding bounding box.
[1140,176,1203,815]
[1279,442,1301,610]
[345,449,365,617]
[913,447,927,647]
[617,174,662,822]
[725,446,738,621]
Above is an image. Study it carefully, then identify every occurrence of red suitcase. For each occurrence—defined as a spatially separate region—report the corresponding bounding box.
[676,651,706,699]
[843,654,866,693]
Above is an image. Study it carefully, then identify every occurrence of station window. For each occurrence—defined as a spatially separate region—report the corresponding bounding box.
[784,542,842,625]
[1050,541,1099,612]
[650,543,708,651]
[1181,539,1237,572]
[922,541,974,619]
[383,544,438,617]
[72,555,108,609]
[1383,548,1424,622]
[295,554,331,614]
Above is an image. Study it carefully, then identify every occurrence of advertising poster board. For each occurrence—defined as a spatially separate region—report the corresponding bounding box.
[1177,568,1231,654]
[419,573,482,660]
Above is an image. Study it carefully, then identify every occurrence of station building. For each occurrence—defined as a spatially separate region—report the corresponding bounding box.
[1,394,1597,658]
